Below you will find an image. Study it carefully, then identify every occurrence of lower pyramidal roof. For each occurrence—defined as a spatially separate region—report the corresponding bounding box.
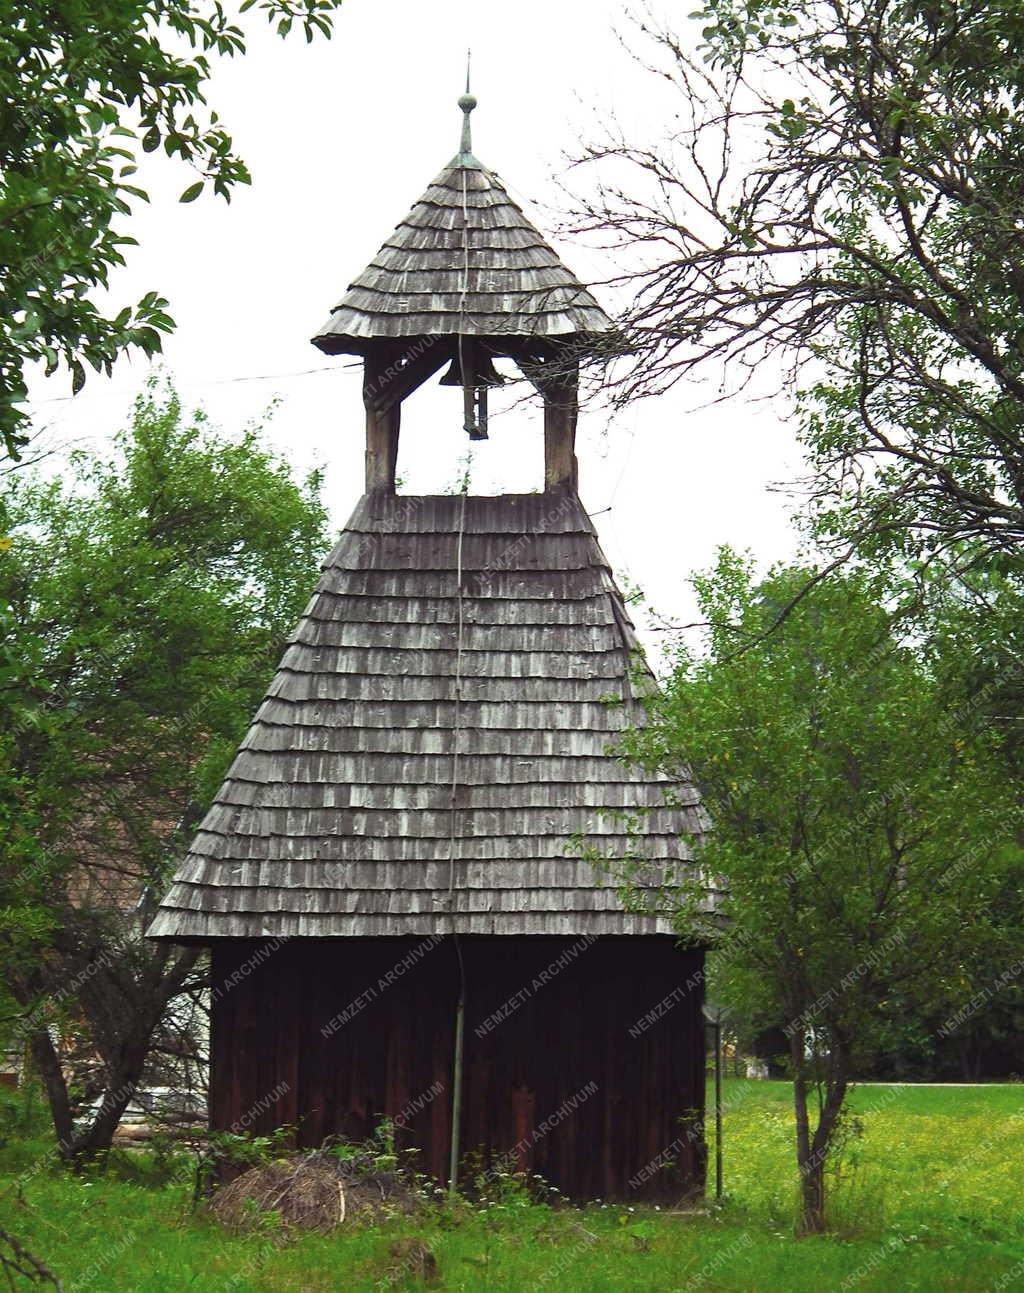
[147,492,706,940]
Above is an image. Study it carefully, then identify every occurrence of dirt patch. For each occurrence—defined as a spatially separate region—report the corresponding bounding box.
[381,1238,438,1285]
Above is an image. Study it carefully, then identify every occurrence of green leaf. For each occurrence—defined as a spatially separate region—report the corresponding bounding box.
[0,0,345,462]
[179,181,204,204]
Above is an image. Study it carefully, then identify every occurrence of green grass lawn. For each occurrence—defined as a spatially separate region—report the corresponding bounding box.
[2,1080,1023,1292]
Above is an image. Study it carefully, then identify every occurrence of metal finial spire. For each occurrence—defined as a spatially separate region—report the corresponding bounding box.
[458,52,476,159]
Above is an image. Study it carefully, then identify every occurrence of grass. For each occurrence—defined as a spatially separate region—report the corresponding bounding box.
[2,1080,1023,1291]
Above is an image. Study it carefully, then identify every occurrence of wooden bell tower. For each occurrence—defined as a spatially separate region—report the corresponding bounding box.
[311,91,609,497]
[149,90,709,1205]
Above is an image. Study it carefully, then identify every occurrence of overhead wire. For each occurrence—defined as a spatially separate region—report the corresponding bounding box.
[24,361,356,407]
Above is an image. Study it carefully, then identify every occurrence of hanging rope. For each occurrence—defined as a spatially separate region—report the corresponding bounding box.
[447,483,467,910]
[447,88,474,915]
[445,69,474,1195]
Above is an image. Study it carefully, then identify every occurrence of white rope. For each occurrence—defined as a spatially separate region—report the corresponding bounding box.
[446,135,472,917]
[443,154,473,1197]
[447,485,467,907]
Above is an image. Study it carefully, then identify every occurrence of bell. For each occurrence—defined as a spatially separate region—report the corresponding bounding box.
[438,351,505,388]
[467,388,489,441]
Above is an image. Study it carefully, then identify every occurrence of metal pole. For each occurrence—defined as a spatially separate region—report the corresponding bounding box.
[714,1019,723,1200]
[448,987,465,1197]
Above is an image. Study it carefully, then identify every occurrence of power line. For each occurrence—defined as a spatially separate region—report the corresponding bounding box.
[24,360,358,407]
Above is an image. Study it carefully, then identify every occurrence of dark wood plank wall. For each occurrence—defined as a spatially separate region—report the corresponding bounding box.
[210,936,706,1201]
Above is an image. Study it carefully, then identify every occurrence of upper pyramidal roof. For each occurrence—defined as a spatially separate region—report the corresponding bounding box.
[312,91,613,352]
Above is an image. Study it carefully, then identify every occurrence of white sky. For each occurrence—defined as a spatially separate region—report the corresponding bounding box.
[24,0,804,650]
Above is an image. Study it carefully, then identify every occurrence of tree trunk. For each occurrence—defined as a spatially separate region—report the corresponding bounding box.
[798,1154,827,1235]
[790,1036,824,1235]
[29,1026,148,1167]
[790,1031,849,1235]
[27,1029,74,1157]
[68,1073,142,1161]
[958,1035,983,1082]
[21,934,199,1167]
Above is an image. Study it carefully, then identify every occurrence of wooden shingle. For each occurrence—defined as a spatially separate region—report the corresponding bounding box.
[311,116,613,353]
[147,493,707,940]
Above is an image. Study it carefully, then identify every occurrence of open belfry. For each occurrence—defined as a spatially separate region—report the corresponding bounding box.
[149,90,707,1200]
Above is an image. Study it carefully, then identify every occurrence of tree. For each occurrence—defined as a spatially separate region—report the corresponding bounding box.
[0,382,330,1162]
[572,0,1024,565]
[604,552,1019,1232]
[0,0,343,461]
[916,566,1024,1079]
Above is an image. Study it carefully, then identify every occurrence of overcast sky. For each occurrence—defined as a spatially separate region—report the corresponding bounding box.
[24,0,805,651]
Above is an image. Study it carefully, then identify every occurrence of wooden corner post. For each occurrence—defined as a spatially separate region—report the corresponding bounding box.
[542,359,580,493]
[364,352,401,494]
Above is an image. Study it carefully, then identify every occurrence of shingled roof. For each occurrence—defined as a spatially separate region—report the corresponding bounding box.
[147,493,705,941]
[312,95,613,352]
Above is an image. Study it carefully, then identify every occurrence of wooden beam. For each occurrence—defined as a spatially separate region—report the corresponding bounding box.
[364,352,402,493]
[364,402,400,494]
[510,346,580,492]
[543,374,578,492]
